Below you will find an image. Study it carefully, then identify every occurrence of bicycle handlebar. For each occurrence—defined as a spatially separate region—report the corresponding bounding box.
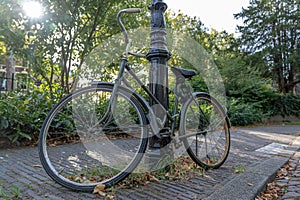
[117,8,141,45]
[123,8,141,14]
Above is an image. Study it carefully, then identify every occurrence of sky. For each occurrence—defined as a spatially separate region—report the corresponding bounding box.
[164,0,250,34]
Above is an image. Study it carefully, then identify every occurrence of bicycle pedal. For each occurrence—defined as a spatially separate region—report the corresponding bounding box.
[149,135,161,149]
[159,127,170,136]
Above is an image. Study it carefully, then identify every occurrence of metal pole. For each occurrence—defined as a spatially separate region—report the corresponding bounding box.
[147,0,171,148]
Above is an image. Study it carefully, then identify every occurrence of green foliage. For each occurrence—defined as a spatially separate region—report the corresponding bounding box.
[227,90,300,126]
[29,0,122,94]
[235,0,300,93]
[223,55,300,125]
[0,0,26,53]
[0,88,59,144]
[164,9,300,126]
[0,0,151,95]
[234,165,245,173]
[264,93,300,118]
[0,184,21,200]
[0,0,299,145]
[227,98,263,126]
[188,77,208,93]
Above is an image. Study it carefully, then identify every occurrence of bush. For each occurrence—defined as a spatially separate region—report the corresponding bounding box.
[227,98,263,126]
[227,93,300,126]
[263,93,300,118]
[0,88,59,144]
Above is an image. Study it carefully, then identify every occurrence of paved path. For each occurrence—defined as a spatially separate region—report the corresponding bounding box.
[283,151,300,199]
[0,125,299,199]
[244,125,300,199]
[274,151,300,200]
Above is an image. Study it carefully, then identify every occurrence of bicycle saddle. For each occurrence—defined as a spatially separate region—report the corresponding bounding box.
[171,66,197,79]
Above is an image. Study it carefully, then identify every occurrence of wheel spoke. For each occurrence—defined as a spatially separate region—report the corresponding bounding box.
[39,85,148,191]
[180,93,230,169]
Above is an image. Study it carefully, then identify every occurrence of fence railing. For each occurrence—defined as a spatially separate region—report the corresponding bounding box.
[0,74,15,93]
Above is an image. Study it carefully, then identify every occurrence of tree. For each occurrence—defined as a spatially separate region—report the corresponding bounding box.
[0,0,26,54]
[235,0,300,93]
[0,0,27,91]
[0,0,151,95]
[29,0,122,94]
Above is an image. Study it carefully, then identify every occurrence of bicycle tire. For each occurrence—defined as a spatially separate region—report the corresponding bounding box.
[180,92,230,169]
[38,83,148,191]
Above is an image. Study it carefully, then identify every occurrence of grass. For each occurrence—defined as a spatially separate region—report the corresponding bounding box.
[231,120,300,130]
[0,185,21,200]
[67,164,123,184]
[113,156,205,189]
[11,186,20,198]
[67,155,205,189]
[91,156,206,198]
[234,165,245,173]
[88,156,205,199]
[281,121,300,125]
[0,186,9,199]
[260,121,300,126]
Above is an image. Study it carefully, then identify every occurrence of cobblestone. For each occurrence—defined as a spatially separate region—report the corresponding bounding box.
[280,152,300,199]
[0,125,299,199]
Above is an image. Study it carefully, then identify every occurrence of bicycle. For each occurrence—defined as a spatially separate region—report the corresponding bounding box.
[38,8,230,192]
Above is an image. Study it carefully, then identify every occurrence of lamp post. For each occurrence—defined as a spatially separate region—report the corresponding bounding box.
[146,0,171,148]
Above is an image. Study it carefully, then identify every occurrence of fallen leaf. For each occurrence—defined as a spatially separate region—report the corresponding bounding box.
[107,194,114,199]
[149,175,160,182]
[93,184,106,194]
[97,191,106,197]
[141,181,150,186]
[32,164,43,168]
[182,164,191,170]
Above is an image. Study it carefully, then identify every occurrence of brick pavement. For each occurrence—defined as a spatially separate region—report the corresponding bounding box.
[278,151,300,200]
[0,125,299,199]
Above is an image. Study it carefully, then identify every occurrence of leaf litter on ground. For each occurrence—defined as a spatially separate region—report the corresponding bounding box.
[255,162,291,200]
[92,156,206,198]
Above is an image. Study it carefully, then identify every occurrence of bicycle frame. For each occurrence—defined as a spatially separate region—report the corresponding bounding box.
[97,8,210,144]
[112,56,174,138]
[99,55,210,145]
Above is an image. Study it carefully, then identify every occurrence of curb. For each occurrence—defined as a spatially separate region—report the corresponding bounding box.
[205,156,290,200]
[205,135,300,200]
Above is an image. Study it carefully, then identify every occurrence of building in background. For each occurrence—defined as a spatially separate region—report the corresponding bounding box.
[0,64,29,92]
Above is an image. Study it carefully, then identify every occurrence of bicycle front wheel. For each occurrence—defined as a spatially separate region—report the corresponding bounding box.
[180,93,230,169]
[38,84,148,191]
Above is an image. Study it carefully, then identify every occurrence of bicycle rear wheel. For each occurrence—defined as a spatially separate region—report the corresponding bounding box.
[180,93,230,169]
[38,84,148,191]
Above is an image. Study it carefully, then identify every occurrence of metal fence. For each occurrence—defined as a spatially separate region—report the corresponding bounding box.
[0,65,30,94]
[0,74,15,93]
